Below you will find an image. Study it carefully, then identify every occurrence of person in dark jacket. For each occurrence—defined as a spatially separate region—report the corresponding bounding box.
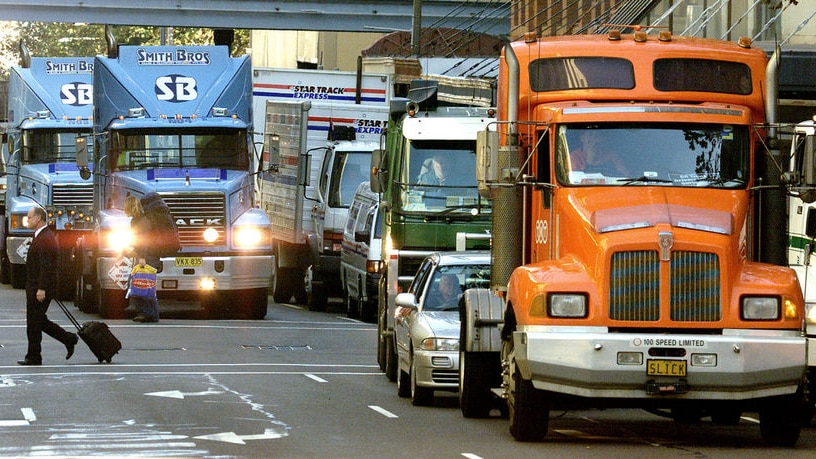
[125,195,160,323]
[18,206,78,365]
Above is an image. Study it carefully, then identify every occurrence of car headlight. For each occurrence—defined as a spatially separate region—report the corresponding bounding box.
[103,227,133,252]
[548,293,587,318]
[741,296,779,320]
[233,226,271,248]
[420,338,459,351]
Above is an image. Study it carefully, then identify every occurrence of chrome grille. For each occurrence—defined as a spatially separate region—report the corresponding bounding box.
[610,251,659,321]
[52,184,93,207]
[609,250,721,322]
[160,192,226,247]
[431,369,458,384]
[670,251,721,321]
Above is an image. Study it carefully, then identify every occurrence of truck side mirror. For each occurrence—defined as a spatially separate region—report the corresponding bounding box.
[264,133,280,173]
[806,207,816,239]
[476,129,499,198]
[354,229,370,243]
[370,148,387,194]
[75,136,91,180]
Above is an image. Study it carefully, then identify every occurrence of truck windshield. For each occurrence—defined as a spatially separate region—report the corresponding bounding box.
[21,129,93,164]
[396,140,489,214]
[555,123,749,188]
[111,129,249,171]
[328,151,371,208]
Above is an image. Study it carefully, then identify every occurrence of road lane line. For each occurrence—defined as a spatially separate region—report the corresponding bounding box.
[304,373,327,383]
[462,454,483,459]
[21,407,36,422]
[368,405,398,418]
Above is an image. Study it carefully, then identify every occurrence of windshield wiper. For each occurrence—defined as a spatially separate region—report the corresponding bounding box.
[619,176,673,185]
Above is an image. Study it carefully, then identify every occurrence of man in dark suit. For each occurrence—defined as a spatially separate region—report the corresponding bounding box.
[18,206,78,366]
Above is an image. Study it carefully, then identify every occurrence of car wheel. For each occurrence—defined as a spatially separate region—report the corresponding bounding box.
[397,366,410,398]
[410,358,433,406]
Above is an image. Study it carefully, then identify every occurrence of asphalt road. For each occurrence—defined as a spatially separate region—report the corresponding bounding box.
[0,283,814,458]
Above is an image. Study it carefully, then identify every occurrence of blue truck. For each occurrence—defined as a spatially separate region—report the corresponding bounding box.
[3,45,94,299]
[75,36,273,319]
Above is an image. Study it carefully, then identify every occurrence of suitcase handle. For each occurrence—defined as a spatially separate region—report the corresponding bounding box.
[54,298,82,330]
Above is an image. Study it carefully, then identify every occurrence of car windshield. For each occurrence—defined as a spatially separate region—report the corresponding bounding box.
[21,129,93,164]
[395,140,490,215]
[555,122,749,188]
[422,263,491,311]
[110,128,249,171]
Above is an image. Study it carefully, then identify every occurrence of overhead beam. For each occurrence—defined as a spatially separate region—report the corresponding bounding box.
[0,0,511,36]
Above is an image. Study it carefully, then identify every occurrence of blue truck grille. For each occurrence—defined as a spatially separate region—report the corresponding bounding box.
[160,192,226,247]
[609,250,720,322]
[52,184,93,207]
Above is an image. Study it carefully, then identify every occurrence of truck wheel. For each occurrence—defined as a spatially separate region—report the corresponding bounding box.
[75,275,98,313]
[272,267,293,303]
[377,311,386,370]
[307,283,327,312]
[509,362,548,441]
[10,263,25,289]
[759,395,803,446]
[246,288,269,320]
[460,352,496,418]
[0,252,10,284]
[98,288,127,319]
[54,249,76,301]
[384,333,397,382]
[411,358,434,406]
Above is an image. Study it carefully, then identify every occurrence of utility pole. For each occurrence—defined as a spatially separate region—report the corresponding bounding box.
[411,0,421,56]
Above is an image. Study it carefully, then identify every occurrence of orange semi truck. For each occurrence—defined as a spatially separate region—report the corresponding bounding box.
[461,31,809,445]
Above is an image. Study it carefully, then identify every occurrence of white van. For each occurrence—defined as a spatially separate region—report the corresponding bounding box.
[340,182,381,321]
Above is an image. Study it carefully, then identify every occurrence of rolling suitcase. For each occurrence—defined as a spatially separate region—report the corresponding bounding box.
[56,299,122,363]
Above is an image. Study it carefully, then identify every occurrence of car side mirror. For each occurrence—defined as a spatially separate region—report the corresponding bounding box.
[395,292,417,309]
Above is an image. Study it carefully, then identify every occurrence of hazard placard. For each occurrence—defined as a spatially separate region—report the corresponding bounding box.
[107,256,133,290]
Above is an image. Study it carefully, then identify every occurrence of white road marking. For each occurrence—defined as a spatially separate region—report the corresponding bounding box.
[21,407,35,422]
[0,407,36,426]
[194,428,285,444]
[145,389,224,399]
[462,454,483,459]
[304,373,327,383]
[368,405,398,418]
[742,416,760,424]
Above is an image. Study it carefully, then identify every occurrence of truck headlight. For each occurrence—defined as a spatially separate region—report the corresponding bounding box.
[233,226,270,248]
[548,293,588,318]
[806,303,816,325]
[103,227,133,252]
[741,296,779,320]
[420,338,459,351]
[9,213,28,230]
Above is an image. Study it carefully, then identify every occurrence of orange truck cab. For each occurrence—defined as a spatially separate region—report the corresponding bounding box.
[462,32,808,446]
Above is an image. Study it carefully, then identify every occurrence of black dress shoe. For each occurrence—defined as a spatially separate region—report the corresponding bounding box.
[65,334,79,360]
[17,359,41,366]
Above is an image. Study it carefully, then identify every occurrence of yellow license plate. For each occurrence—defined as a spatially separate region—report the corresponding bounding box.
[647,359,687,377]
[175,257,203,267]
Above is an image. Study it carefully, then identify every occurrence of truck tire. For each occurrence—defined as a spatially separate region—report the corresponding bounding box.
[10,263,25,289]
[460,351,498,418]
[272,267,293,303]
[0,251,10,284]
[509,362,549,441]
[759,395,803,446]
[75,274,98,313]
[410,357,434,406]
[377,308,386,371]
[384,333,397,382]
[98,288,127,319]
